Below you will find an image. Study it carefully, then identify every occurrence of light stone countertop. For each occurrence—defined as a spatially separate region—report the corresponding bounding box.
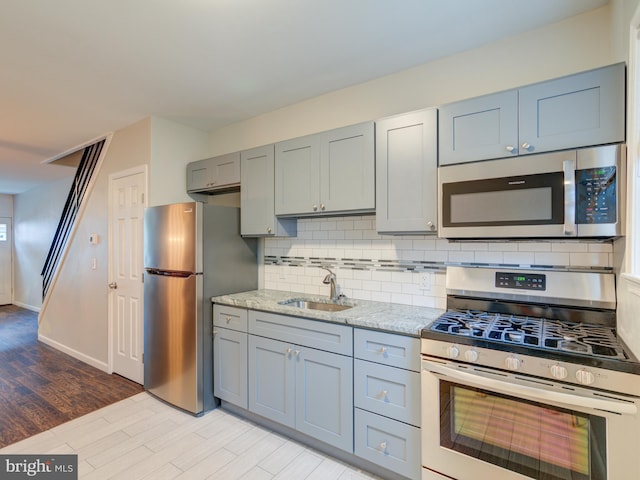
[212,289,444,336]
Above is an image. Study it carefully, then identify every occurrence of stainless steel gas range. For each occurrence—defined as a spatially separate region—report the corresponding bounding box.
[420,266,640,480]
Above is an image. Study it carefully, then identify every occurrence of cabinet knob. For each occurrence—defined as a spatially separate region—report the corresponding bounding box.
[378,441,387,452]
[521,142,534,152]
[427,221,435,231]
[312,204,318,211]
[505,145,516,153]
[320,204,325,211]
[286,347,292,354]
[381,389,388,398]
[225,316,232,323]
[267,227,272,234]
[294,350,300,357]
[379,346,387,354]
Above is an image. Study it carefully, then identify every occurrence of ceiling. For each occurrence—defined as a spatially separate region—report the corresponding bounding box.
[0,0,609,195]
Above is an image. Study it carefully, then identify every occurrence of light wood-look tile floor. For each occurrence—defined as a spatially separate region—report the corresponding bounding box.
[0,392,382,480]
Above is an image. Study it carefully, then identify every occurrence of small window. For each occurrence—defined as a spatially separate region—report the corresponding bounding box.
[0,224,6,242]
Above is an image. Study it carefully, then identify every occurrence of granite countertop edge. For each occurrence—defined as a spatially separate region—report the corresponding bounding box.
[212,289,444,336]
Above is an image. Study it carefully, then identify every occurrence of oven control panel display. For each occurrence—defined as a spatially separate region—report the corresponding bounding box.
[495,272,546,291]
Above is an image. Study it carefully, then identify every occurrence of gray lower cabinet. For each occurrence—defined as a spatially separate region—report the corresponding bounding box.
[274,121,375,216]
[375,109,438,234]
[248,310,354,452]
[439,62,625,165]
[213,305,248,408]
[240,145,297,237]
[353,328,421,480]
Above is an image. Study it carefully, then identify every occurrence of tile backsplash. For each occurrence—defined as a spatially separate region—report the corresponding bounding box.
[263,215,614,309]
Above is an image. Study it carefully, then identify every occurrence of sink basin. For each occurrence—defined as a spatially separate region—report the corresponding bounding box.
[279,298,354,312]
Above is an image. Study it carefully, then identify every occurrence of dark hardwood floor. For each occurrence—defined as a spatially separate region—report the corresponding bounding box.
[0,304,143,448]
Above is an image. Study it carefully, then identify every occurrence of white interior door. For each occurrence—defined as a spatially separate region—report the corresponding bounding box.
[0,218,12,305]
[109,168,146,383]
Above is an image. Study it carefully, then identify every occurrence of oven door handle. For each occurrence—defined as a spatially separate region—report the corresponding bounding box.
[423,360,637,415]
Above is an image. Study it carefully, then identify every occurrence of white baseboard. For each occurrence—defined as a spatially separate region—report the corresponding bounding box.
[12,301,40,313]
[38,334,110,373]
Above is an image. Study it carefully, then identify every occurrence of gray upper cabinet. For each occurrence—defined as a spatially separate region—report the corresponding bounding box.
[240,145,297,237]
[439,63,625,166]
[186,152,241,193]
[518,63,625,155]
[376,109,438,234]
[438,90,518,166]
[275,121,375,216]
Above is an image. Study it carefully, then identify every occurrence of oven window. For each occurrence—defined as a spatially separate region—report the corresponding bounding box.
[440,381,606,479]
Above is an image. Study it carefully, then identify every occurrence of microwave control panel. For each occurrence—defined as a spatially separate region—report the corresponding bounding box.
[576,166,616,224]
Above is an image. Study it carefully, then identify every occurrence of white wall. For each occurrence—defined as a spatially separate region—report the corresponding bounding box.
[38,118,151,370]
[149,116,210,206]
[13,177,73,311]
[0,194,12,216]
[614,0,640,359]
[208,5,616,156]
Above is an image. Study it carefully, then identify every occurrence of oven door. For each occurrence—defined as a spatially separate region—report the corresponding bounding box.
[421,358,640,480]
[438,151,572,239]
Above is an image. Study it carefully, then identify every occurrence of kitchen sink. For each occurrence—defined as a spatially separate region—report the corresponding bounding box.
[278,298,354,312]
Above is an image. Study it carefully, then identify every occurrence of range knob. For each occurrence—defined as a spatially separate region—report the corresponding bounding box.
[464,350,479,363]
[550,364,568,380]
[447,345,460,359]
[576,368,595,385]
[505,356,521,370]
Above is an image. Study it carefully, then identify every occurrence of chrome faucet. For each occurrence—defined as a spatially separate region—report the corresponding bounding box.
[320,266,338,301]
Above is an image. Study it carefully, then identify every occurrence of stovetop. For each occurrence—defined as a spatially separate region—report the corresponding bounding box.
[429,309,627,360]
[422,308,640,375]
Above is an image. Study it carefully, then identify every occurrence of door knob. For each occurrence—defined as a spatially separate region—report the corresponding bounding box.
[108,282,118,289]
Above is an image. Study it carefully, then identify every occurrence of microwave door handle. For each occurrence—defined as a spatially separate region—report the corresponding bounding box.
[563,159,576,236]
[423,360,637,415]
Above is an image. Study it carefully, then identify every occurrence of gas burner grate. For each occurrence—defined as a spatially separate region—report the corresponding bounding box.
[429,310,627,360]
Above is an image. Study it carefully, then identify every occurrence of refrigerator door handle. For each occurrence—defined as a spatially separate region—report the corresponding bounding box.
[145,268,194,278]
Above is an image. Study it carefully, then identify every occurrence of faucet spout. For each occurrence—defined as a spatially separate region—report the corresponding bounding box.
[320,267,338,301]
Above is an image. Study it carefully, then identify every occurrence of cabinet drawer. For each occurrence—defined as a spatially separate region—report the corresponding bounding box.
[213,305,248,332]
[354,359,420,426]
[248,310,352,356]
[354,329,420,371]
[354,408,421,480]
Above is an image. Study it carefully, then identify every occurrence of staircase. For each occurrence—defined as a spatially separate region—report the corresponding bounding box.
[41,139,105,300]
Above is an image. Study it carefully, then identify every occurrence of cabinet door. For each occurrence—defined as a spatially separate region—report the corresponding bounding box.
[519,63,625,155]
[248,335,295,428]
[210,152,240,187]
[241,145,297,237]
[186,153,240,192]
[274,133,321,215]
[439,90,518,166]
[213,327,248,408]
[320,121,375,213]
[376,109,438,233]
[295,347,353,452]
[186,158,211,192]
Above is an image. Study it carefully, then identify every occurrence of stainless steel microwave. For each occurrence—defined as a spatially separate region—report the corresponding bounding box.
[438,144,625,239]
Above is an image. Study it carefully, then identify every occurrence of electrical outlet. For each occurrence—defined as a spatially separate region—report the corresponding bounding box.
[419,273,431,290]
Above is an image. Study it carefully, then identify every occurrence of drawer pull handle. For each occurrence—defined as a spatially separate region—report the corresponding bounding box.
[225,316,232,323]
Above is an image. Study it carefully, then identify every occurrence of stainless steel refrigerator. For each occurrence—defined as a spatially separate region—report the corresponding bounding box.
[143,202,257,415]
